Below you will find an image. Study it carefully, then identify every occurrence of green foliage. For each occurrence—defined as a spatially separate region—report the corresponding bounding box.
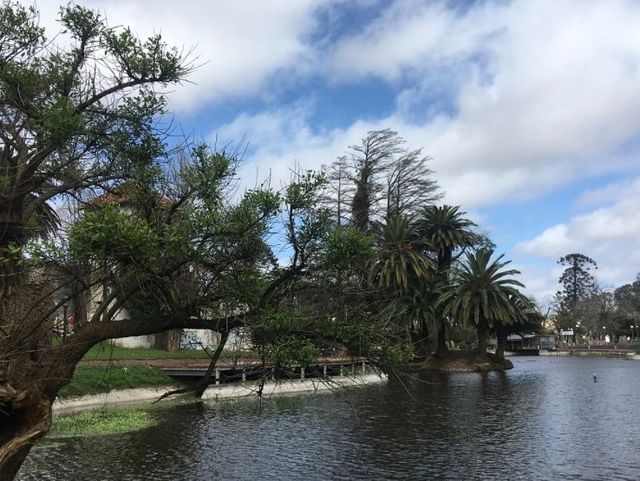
[391,281,440,332]
[615,275,640,323]
[339,319,379,356]
[380,343,414,367]
[270,339,318,370]
[36,96,85,145]
[285,170,331,266]
[370,216,433,293]
[49,409,155,438]
[324,226,375,273]
[418,205,479,262]
[0,2,44,60]
[286,171,326,210]
[102,28,187,82]
[68,204,157,265]
[1,1,191,229]
[184,145,234,210]
[556,253,598,311]
[439,248,527,330]
[253,311,321,369]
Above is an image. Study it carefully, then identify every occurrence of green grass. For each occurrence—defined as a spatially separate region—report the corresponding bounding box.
[49,408,156,438]
[83,343,211,360]
[58,365,175,398]
[81,342,257,360]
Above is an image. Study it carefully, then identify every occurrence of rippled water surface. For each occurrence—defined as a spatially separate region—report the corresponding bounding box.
[19,357,640,480]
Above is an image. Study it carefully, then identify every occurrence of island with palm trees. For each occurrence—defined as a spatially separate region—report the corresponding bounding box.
[322,130,542,373]
[370,206,541,373]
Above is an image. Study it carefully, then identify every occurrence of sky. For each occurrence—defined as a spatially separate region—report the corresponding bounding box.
[30,0,640,305]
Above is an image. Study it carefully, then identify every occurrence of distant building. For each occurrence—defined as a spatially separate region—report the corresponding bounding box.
[506,334,555,352]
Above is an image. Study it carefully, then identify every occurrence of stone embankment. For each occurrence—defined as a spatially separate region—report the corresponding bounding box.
[53,374,386,414]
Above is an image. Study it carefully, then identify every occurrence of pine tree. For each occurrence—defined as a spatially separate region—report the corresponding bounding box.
[556,253,598,312]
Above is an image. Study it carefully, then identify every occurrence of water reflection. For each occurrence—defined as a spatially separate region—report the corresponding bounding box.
[19,357,640,480]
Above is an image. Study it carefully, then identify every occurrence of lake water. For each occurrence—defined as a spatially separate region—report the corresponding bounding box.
[18,357,640,480]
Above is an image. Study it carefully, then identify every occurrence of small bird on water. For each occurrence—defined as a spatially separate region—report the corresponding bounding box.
[593,373,597,382]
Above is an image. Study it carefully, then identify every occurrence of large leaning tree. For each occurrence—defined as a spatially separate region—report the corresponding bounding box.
[0,3,196,477]
[0,4,368,480]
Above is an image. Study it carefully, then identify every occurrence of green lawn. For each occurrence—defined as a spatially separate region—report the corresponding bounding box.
[58,365,175,398]
[81,342,257,360]
[82,343,211,360]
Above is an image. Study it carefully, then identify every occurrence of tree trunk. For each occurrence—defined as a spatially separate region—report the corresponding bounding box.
[0,447,30,481]
[0,275,66,481]
[436,319,448,354]
[495,328,507,362]
[435,249,452,354]
[153,329,181,352]
[0,203,25,302]
[194,330,229,397]
[476,318,489,353]
[0,392,52,481]
[414,319,429,361]
[154,330,230,402]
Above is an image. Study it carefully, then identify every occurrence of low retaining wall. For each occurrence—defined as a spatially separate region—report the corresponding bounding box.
[201,373,385,401]
[53,387,176,414]
[539,349,635,359]
[53,374,386,415]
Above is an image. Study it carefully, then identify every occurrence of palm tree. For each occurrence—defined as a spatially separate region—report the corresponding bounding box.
[439,248,526,354]
[370,216,434,357]
[417,205,478,352]
[370,216,433,294]
[391,280,440,360]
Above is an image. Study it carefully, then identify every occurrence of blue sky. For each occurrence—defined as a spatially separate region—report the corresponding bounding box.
[33,0,640,304]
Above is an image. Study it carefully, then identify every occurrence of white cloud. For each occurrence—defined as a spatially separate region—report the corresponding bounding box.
[510,261,565,308]
[207,0,640,207]
[576,177,640,209]
[373,0,640,205]
[516,176,640,291]
[29,0,336,114]
[329,0,503,82]
[213,103,378,189]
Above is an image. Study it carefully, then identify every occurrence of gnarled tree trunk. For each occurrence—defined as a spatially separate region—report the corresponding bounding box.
[0,391,52,481]
[0,271,58,481]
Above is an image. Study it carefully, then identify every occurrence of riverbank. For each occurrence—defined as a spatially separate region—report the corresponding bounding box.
[540,349,636,359]
[58,365,176,398]
[53,373,387,414]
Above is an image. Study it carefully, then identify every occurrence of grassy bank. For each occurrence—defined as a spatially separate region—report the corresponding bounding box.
[81,343,257,360]
[59,365,175,398]
[82,343,211,360]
